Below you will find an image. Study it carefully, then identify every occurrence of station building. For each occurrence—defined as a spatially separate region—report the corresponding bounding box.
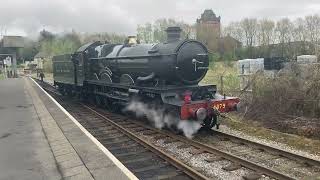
[196,9,241,54]
[0,36,24,77]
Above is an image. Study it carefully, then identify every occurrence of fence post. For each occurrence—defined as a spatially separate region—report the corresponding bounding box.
[220,75,224,94]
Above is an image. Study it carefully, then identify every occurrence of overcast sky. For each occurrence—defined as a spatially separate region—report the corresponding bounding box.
[1,0,320,37]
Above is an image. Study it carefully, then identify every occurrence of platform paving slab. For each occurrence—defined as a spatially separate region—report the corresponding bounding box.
[0,78,61,180]
[28,78,136,180]
[25,78,95,180]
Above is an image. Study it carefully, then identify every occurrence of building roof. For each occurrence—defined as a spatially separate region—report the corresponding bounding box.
[197,9,221,23]
[221,35,242,44]
[34,52,51,59]
[2,36,24,48]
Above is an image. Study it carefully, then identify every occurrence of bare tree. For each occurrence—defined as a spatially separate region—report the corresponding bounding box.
[137,23,153,43]
[240,18,258,58]
[223,22,244,44]
[276,18,293,44]
[240,18,258,47]
[275,18,294,57]
[291,18,310,55]
[258,19,275,46]
[304,15,320,43]
[137,18,191,43]
[293,18,307,42]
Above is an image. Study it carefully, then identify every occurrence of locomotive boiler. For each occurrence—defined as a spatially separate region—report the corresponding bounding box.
[90,27,209,86]
[53,26,240,132]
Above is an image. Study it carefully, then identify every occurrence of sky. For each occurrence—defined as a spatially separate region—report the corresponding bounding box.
[1,0,320,37]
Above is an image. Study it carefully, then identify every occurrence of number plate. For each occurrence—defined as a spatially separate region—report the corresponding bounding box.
[213,103,226,110]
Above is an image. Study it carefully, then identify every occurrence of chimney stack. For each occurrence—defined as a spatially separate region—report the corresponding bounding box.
[166,26,182,42]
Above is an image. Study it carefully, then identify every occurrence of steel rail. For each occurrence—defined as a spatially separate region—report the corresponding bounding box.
[37,79,318,180]
[38,82,209,180]
[212,130,320,167]
[92,107,294,180]
[82,104,210,180]
[158,131,294,180]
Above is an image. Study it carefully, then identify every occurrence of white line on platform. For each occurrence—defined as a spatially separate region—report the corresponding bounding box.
[30,78,138,180]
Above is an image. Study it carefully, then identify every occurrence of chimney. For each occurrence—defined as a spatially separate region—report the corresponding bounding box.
[166,26,182,42]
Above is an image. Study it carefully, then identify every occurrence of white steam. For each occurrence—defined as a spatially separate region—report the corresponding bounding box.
[177,121,202,139]
[124,101,201,139]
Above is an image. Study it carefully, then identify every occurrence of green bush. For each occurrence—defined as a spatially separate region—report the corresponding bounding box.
[209,53,220,62]
[17,64,25,68]
[43,59,53,73]
[222,52,237,67]
[208,53,220,68]
[0,73,4,80]
[202,62,240,94]
[247,64,320,118]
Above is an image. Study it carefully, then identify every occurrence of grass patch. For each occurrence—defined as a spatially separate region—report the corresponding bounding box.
[201,61,239,95]
[0,73,5,80]
[222,114,320,155]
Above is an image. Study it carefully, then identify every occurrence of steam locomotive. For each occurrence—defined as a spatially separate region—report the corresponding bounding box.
[53,27,239,130]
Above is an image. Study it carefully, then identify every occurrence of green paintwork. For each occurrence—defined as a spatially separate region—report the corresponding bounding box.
[52,54,75,85]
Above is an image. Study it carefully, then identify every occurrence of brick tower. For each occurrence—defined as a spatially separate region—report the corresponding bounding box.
[196,9,221,52]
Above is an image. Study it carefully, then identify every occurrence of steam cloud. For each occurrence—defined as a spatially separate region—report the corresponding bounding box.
[125,101,201,138]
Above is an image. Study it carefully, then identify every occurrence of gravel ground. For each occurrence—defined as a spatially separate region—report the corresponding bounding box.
[216,125,320,161]
[154,138,251,180]
[135,131,273,180]
[39,77,319,178]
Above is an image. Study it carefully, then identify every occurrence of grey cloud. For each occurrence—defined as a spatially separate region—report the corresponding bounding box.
[0,0,319,37]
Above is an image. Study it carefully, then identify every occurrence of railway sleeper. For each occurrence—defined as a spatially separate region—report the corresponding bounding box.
[242,173,262,180]
[222,163,242,171]
[100,137,131,145]
[205,156,224,162]
[122,155,156,164]
[108,143,140,151]
[114,149,149,158]
[131,164,169,173]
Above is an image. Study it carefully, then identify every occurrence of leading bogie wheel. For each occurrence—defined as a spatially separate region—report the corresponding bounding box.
[203,114,217,130]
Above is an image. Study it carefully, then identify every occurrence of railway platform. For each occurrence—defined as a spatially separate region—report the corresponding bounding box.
[0,77,137,180]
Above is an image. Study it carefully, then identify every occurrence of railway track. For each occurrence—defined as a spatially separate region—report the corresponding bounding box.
[36,80,205,179]
[203,130,320,175]
[36,79,320,180]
